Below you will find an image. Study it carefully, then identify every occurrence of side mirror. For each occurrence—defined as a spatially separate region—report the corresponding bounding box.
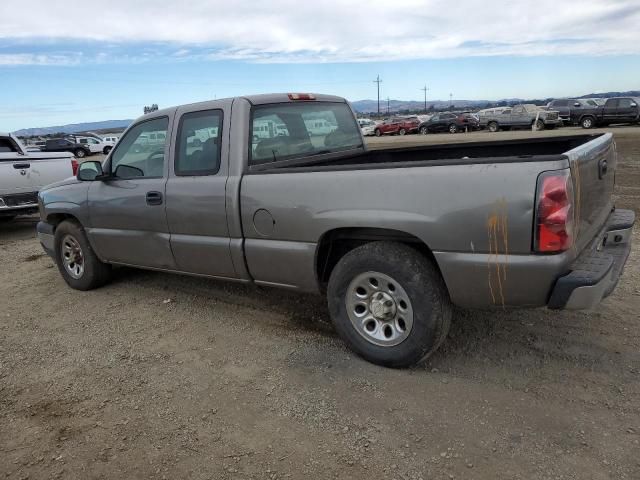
[631,103,637,108]
[77,160,104,181]
[574,102,581,107]
[114,164,144,178]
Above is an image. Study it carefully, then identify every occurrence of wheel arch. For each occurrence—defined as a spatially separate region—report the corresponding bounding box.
[315,227,445,290]
[46,211,82,230]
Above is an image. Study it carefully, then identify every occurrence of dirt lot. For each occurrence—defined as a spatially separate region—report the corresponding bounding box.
[1,126,639,480]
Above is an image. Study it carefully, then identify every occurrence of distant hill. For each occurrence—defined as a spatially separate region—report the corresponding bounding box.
[577,90,640,99]
[13,119,132,137]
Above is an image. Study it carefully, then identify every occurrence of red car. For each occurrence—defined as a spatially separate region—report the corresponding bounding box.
[374,116,421,136]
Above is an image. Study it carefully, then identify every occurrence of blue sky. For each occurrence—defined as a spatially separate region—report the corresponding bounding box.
[1,0,640,131]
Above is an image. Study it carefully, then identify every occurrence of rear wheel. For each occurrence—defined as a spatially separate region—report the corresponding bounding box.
[327,241,452,368]
[581,116,595,129]
[419,126,428,135]
[398,128,406,136]
[532,119,545,130]
[54,220,112,291]
[488,121,499,133]
[74,148,86,158]
[448,124,458,134]
[102,146,112,155]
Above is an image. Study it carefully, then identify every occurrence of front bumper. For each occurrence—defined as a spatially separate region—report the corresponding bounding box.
[0,192,39,216]
[548,209,635,309]
[37,221,56,258]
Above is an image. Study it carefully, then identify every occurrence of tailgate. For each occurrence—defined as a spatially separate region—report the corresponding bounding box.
[566,133,616,253]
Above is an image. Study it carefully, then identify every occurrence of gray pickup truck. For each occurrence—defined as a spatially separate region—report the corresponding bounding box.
[36,93,635,367]
[478,104,561,132]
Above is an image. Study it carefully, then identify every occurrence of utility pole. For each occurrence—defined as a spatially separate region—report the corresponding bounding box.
[386,97,390,115]
[420,85,429,113]
[449,93,453,109]
[374,75,382,116]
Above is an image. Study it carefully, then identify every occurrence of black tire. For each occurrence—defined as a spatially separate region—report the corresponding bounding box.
[398,128,406,136]
[327,241,452,368]
[0,215,17,222]
[374,129,382,137]
[74,148,86,158]
[532,119,545,131]
[54,220,112,291]
[102,146,112,155]
[581,116,595,129]
[448,124,458,134]
[488,121,499,133]
[419,126,428,135]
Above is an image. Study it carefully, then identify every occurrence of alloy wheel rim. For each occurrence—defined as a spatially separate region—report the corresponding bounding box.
[346,271,414,347]
[61,234,85,279]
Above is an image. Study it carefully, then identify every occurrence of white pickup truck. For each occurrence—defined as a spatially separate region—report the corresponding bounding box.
[0,133,77,221]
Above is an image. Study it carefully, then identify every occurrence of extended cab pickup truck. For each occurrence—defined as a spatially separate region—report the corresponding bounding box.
[571,97,640,129]
[479,104,561,132]
[0,133,77,220]
[36,93,635,367]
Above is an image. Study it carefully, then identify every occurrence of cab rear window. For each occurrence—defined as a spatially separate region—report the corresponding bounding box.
[250,102,362,166]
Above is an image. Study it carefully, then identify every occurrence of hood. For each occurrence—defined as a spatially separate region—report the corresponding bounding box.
[42,176,80,191]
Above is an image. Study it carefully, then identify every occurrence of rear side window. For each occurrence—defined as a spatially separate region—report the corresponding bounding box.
[175,110,223,176]
[250,102,362,166]
[618,98,633,108]
[0,138,19,153]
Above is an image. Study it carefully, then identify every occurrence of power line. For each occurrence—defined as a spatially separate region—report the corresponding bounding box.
[420,85,429,113]
[374,75,382,116]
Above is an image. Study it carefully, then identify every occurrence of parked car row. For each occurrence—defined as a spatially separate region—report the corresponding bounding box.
[22,134,120,156]
[357,96,639,137]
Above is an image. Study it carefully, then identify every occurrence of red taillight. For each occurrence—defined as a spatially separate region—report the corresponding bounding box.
[288,93,316,101]
[535,170,574,252]
[71,158,79,176]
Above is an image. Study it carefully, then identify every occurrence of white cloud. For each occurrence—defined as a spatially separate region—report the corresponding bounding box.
[1,0,639,63]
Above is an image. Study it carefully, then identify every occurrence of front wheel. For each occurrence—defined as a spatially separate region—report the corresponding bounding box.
[398,128,406,136]
[327,241,452,368]
[448,124,458,134]
[103,146,112,155]
[419,126,428,135]
[488,121,499,133]
[374,129,382,137]
[74,148,86,158]
[54,220,112,291]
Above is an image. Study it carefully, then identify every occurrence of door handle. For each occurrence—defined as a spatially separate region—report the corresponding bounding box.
[146,191,163,206]
[13,163,30,169]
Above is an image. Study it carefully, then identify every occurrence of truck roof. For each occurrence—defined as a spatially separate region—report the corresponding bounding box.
[135,93,349,123]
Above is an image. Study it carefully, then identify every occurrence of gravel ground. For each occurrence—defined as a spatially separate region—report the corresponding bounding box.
[1,126,639,480]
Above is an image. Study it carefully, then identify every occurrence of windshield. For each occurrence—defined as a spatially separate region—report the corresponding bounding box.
[250,102,362,166]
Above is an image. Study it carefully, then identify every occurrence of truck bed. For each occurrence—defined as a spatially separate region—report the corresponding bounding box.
[251,134,603,172]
